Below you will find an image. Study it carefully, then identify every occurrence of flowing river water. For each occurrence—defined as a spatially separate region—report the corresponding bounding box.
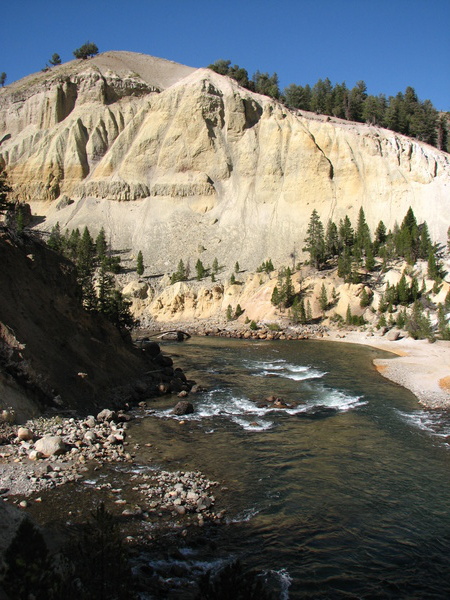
[129,337,450,599]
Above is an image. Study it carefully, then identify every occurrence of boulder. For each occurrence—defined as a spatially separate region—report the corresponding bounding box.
[17,427,33,441]
[34,435,66,457]
[97,409,118,423]
[172,401,194,416]
[386,328,401,341]
[137,339,161,358]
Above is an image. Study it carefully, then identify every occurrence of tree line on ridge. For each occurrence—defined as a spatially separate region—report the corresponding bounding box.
[208,60,448,152]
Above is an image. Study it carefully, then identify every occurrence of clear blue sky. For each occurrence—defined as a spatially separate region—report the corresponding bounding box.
[2,0,449,111]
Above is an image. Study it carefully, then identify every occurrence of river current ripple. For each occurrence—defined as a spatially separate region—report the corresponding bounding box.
[133,337,450,599]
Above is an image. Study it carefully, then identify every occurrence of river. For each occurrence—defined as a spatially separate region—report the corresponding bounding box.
[131,336,450,599]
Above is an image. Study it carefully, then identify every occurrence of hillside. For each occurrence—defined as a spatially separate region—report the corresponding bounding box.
[0,51,449,276]
[0,229,160,420]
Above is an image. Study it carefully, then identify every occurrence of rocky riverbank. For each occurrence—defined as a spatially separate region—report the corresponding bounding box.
[138,319,330,341]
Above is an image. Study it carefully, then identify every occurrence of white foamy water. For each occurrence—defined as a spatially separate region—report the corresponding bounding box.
[147,382,365,431]
[396,409,450,442]
[245,358,326,381]
[144,355,365,431]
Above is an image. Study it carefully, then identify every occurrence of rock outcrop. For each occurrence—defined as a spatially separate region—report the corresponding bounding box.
[1,51,449,273]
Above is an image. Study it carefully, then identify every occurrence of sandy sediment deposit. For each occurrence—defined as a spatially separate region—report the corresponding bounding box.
[328,330,450,409]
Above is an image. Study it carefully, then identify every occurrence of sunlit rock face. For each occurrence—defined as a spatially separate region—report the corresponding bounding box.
[1,51,449,271]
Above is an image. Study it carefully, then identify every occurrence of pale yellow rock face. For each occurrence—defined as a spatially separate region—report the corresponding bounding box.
[1,51,449,273]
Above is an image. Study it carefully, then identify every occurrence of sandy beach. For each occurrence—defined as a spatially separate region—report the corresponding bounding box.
[328,330,450,409]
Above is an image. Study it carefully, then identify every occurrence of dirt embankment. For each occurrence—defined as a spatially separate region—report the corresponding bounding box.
[0,230,187,419]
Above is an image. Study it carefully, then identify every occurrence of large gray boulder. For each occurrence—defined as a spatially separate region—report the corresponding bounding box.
[34,435,66,457]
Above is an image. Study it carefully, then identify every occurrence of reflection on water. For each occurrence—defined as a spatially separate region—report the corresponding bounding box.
[132,337,450,598]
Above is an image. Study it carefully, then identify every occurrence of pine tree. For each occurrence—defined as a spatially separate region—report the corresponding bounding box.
[346,304,352,325]
[355,207,371,251]
[136,250,144,276]
[95,227,107,261]
[49,53,62,66]
[374,220,387,255]
[235,304,244,318]
[325,220,339,259]
[419,222,432,259]
[339,216,354,250]
[226,305,233,321]
[304,210,325,269]
[234,261,240,273]
[397,274,409,305]
[195,259,206,280]
[410,276,420,301]
[281,267,295,308]
[306,300,312,322]
[271,286,280,307]
[78,226,95,278]
[212,257,219,273]
[427,248,443,281]
[171,259,187,283]
[290,296,306,324]
[397,207,420,263]
[364,245,375,272]
[360,287,371,308]
[438,304,450,340]
[47,222,63,252]
[319,283,328,315]
[396,308,407,330]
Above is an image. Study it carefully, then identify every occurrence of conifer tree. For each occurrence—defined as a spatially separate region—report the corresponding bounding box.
[346,304,352,325]
[397,274,409,305]
[171,259,187,283]
[364,245,375,272]
[355,207,371,251]
[282,267,295,307]
[325,220,339,259]
[306,300,312,322]
[304,210,325,269]
[374,220,387,255]
[438,304,450,340]
[410,276,419,301]
[95,227,107,262]
[49,53,62,66]
[360,287,371,308]
[136,251,144,276]
[427,248,443,281]
[319,283,328,315]
[212,257,219,273]
[271,286,280,307]
[47,222,63,252]
[235,261,240,273]
[226,305,233,321]
[339,216,354,250]
[196,259,206,280]
[235,304,244,318]
[419,222,432,259]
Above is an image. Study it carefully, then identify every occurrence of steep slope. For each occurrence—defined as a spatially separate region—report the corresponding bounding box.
[0,230,154,419]
[1,51,449,273]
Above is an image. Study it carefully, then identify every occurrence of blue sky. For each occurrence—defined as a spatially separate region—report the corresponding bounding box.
[2,0,449,111]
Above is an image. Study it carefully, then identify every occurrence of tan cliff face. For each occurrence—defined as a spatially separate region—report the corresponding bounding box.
[1,51,449,274]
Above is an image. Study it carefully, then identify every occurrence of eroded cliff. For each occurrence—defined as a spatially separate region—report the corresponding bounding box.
[1,51,449,273]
